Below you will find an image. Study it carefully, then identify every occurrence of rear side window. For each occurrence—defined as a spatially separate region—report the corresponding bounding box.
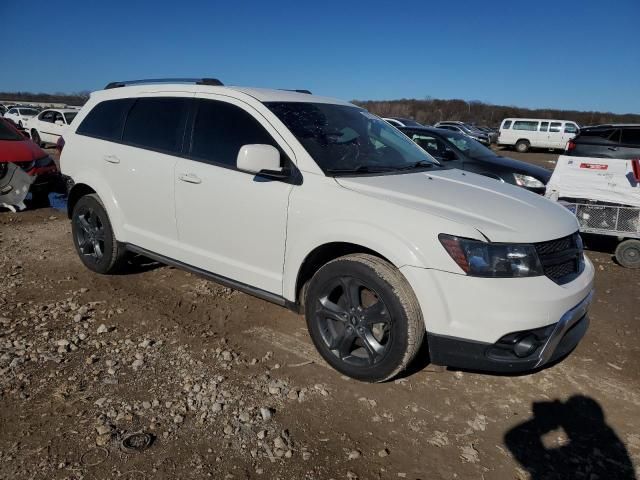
[122,98,190,153]
[77,98,134,140]
[502,120,512,129]
[539,122,549,132]
[578,128,620,143]
[621,128,640,146]
[513,121,539,131]
[189,99,277,168]
[549,122,562,133]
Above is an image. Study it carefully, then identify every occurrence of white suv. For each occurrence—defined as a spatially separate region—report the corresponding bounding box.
[60,78,594,382]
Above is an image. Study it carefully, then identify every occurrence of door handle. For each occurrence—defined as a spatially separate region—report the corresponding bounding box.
[178,173,202,184]
[103,154,120,164]
[607,147,618,151]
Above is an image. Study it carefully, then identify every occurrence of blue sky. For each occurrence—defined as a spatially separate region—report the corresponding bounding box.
[1,0,638,113]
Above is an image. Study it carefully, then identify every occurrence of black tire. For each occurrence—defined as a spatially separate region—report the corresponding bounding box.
[304,253,424,382]
[615,239,640,269]
[18,120,23,128]
[31,130,42,147]
[515,140,530,153]
[71,194,127,274]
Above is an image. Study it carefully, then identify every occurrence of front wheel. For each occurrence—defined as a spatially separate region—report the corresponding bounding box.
[615,239,640,268]
[31,130,42,147]
[71,194,127,274]
[304,254,424,382]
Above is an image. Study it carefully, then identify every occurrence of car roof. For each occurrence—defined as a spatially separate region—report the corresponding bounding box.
[502,118,576,122]
[582,123,640,129]
[90,84,353,106]
[43,108,81,113]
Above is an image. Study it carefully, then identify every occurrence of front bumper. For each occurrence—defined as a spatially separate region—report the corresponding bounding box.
[426,291,592,372]
[400,256,595,373]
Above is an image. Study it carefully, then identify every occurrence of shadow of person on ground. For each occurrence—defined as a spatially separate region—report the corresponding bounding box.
[505,395,635,479]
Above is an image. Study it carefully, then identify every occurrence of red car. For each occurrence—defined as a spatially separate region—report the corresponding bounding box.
[0,118,59,210]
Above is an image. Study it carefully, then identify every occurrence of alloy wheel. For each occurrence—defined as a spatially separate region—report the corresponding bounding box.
[314,276,392,367]
[74,207,106,262]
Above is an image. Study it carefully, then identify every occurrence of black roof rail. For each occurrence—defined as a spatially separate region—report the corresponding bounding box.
[280,89,312,94]
[104,78,223,89]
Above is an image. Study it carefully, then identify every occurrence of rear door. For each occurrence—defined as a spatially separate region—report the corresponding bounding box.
[101,94,191,257]
[173,96,294,295]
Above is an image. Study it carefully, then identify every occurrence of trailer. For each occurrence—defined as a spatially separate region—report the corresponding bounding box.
[546,156,640,268]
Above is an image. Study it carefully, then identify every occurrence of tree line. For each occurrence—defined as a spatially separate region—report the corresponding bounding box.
[3,91,638,127]
[353,98,640,128]
[0,91,90,106]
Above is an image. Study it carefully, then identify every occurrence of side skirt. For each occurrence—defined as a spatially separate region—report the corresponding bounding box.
[124,244,300,313]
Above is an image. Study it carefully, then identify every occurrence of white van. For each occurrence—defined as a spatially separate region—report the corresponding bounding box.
[498,118,579,153]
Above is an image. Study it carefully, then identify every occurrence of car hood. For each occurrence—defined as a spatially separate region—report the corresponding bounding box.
[335,169,578,243]
[0,139,47,163]
[472,154,552,183]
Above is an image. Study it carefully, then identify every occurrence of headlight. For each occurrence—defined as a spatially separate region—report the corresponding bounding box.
[439,234,544,278]
[514,173,545,189]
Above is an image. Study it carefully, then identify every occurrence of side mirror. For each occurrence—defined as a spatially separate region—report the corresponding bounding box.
[55,120,64,126]
[237,144,285,178]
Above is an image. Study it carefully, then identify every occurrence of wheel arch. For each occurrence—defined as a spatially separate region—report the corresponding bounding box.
[66,176,125,240]
[290,241,397,307]
[67,183,96,218]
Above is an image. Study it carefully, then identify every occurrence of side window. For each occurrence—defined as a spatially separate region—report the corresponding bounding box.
[564,123,578,134]
[621,128,640,146]
[539,122,549,132]
[190,99,278,168]
[411,134,448,158]
[8,108,16,115]
[513,121,539,131]
[41,111,55,123]
[77,98,134,140]
[549,122,562,133]
[579,128,620,143]
[122,97,190,153]
[502,120,512,129]
[54,112,64,123]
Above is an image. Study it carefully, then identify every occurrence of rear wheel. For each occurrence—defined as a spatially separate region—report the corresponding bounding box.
[615,239,640,268]
[515,140,530,153]
[304,254,424,382]
[71,194,127,274]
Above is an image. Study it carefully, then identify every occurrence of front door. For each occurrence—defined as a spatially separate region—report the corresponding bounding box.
[174,96,294,295]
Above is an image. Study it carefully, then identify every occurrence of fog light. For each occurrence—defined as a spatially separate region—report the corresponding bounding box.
[513,334,538,358]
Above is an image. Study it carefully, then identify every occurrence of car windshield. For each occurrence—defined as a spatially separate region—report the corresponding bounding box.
[0,120,24,141]
[19,108,38,116]
[441,131,494,157]
[64,112,78,124]
[266,102,439,175]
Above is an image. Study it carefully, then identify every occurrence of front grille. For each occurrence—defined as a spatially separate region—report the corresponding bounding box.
[534,233,583,285]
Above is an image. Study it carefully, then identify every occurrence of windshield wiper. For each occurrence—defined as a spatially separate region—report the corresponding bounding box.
[394,160,437,171]
[325,165,397,175]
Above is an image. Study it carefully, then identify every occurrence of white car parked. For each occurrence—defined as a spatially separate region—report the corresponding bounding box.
[28,108,79,146]
[60,78,594,382]
[4,106,39,128]
[498,118,579,153]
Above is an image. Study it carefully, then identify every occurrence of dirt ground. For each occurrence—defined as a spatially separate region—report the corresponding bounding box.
[1,149,639,480]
